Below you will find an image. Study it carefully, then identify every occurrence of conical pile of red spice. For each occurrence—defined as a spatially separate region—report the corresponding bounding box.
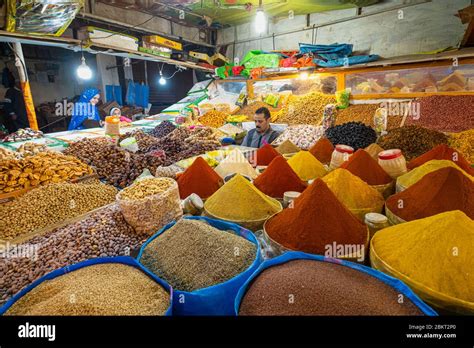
[255,144,281,166]
[386,166,474,221]
[309,138,334,164]
[340,149,392,185]
[408,144,474,175]
[253,156,307,198]
[177,157,222,199]
[265,179,367,255]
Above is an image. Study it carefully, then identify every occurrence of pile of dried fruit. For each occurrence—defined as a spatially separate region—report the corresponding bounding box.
[0,181,117,240]
[199,110,228,128]
[325,122,377,150]
[155,127,221,165]
[64,138,165,187]
[377,126,448,161]
[2,128,43,142]
[0,204,148,304]
[148,121,176,138]
[277,92,337,125]
[0,152,93,194]
[119,130,162,153]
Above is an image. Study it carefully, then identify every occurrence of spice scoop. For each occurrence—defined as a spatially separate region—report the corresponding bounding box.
[182,193,204,216]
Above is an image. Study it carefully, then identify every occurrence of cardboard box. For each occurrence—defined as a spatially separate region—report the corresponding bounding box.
[211,53,229,67]
[189,51,213,65]
[143,35,182,51]
[138,46,171,59]
[78,26,139,51]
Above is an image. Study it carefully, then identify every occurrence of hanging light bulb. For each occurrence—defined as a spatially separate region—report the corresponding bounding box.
[255,4,267,34]
[299,72,309,80]
[159,70,166,85]
[77,56,92,80]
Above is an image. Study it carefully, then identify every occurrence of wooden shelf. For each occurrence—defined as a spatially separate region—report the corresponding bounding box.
[0,30,214,72]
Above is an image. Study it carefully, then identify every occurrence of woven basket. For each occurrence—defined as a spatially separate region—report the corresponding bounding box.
[370,242,474,315]
[371,181,395,199]
[384,205,407,225]
[395,182,406,193]
[263,219,370,264]
[350,207,383,222]
[203,200,283,232]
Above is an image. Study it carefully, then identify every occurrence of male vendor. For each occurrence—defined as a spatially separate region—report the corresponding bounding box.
[241,107,280,148]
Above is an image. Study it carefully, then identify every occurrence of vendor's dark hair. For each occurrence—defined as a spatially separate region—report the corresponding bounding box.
[255,106,271,120]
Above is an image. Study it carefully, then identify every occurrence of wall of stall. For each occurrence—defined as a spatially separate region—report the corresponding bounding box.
[217,0,471,61]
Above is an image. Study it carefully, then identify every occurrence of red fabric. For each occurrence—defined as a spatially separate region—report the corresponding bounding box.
[232,66,245,76]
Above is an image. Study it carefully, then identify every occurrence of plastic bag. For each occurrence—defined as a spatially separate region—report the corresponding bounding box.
[234,251,438,316]
[119,137,139,153]
[264,94,280,108]
[116,178,182,235]
[216,64,234,79]
[134,169,155,183]
[137,216,262,315]
[0,256,173,315]
[7,0,84,37]
[336,89,350,109]
[155,164,183,179]
[244,54,281,69]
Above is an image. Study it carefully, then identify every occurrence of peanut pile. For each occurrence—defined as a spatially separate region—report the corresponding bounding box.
[277,92,337,125]
[118,177,175,200]
[0,181,117,240]
[0,204,149,305]
[0,152,93,194]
